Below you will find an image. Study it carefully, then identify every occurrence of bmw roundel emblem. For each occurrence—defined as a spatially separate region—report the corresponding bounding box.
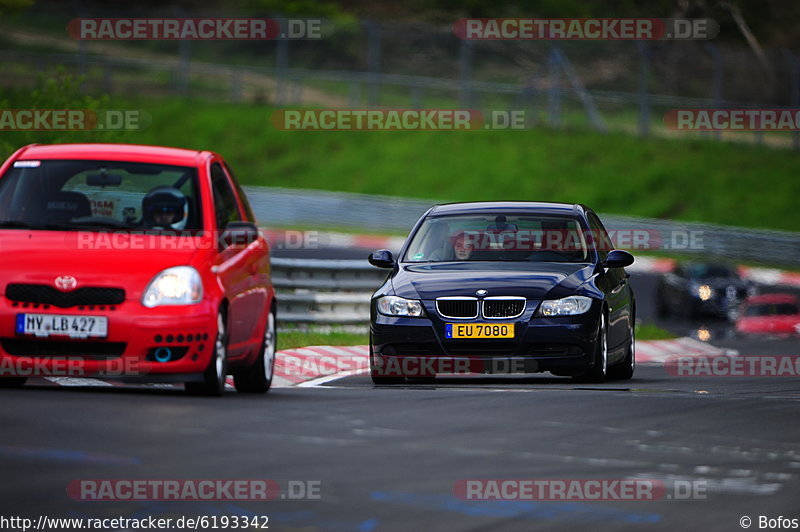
[476,289,488,297]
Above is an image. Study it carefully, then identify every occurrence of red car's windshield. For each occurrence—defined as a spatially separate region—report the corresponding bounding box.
[0,159,202,232]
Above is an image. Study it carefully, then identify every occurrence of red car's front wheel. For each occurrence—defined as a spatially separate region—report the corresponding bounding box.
[185,310,228,396]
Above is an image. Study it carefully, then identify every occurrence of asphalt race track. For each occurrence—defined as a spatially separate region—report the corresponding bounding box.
[1,247,798,532]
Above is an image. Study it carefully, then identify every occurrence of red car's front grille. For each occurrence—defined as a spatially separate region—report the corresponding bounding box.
[1,338,126,359]
[5,284,125,308]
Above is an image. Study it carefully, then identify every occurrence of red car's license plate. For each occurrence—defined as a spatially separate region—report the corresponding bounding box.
[16,313,108,339]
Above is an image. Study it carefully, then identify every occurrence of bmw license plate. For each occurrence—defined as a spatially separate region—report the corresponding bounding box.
[445,323,514,339]
[16,314,108,339]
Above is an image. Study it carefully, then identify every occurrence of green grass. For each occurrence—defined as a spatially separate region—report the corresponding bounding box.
[105,99,800,233]
[276,323,674,351]
[277,329,368,350]
[636,323,676,341]
[3,87,800,233]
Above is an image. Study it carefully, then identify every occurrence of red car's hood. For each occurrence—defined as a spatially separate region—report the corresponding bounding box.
[0,230,205,299]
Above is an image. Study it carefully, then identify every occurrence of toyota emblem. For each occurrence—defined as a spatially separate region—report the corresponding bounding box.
[54,275,78,291]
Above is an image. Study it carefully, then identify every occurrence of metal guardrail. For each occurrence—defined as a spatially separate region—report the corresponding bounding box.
[271,258,385,324]
[262,187,799,324]
[249,186,800,267]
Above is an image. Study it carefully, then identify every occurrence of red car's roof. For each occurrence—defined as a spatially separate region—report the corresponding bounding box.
[744,294,799,305]
[15,143,210,166]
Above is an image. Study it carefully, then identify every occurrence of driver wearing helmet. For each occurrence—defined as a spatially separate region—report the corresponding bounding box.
[141,186,188,230]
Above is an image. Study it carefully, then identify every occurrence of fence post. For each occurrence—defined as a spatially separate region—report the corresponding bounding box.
[75,1,87,92]
[275,17,289,105]
[547,46,561,127]
[173,6,190,96]
[348,81,361,107]
[365,21,381,106]
[636,41,651,137]
[411,85,423,109]
[782,49,800,151]
[458,39,473,109]
[102,56,113,94]
[553,47,607,133]
[705,43,724,141]
[230,68,242,102]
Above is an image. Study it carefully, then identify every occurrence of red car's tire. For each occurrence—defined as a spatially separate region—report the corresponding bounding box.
[234,307,276,394]
[185,311,228,396]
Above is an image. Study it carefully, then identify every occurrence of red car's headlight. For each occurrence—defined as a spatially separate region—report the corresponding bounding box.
[142,266,203,307]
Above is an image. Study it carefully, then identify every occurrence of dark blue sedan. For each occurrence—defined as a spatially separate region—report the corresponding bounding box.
[368,201,636,384]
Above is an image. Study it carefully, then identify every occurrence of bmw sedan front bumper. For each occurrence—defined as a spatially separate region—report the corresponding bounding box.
[370,298,603,377]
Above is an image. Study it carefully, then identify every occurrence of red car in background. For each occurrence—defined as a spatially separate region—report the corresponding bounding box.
[735,294,800,336]
[0,143,276,396]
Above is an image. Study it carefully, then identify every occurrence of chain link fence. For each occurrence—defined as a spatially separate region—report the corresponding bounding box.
[2,5,800,147]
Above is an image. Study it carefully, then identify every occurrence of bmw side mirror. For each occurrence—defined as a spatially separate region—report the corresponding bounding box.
[602,249,634,269]
[221,221,260,248]
[369,249,395,268]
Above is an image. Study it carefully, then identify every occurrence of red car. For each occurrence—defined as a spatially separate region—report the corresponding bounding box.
[735,294,800,336]
[0,143,276,395]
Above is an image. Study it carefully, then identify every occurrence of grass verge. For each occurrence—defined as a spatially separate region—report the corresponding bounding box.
[276,322,676,351]
[2,85,800,233]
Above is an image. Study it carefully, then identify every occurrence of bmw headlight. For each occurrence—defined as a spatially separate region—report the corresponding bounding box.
[537,296,593,317]
[377,296,424,317]
[142,266,203,307]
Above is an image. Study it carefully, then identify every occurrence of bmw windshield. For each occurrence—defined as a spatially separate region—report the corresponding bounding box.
[0,160,202,232]
[404,214,590,263]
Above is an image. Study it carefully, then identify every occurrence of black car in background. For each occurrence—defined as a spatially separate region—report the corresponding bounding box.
[656,261,756,321]
[367,201,636,384]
